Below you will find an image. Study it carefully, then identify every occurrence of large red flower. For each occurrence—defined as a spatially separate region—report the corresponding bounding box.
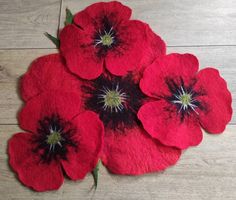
[59,1,166,80]
[8,91,104,191]
[138,53,232,149]
[20,54,181,175]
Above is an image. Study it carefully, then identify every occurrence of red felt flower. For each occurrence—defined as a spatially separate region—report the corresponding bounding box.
[20,56,181,175]
[59,1,166,80]
[138,53,232,149]
[8,91,104,191]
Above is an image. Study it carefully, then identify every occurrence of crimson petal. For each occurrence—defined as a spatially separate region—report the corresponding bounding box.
[195,68,232,133]
[140,53,199,98]
[61,111,104,180]
[21,54,81,101]
[60,25,104,80]
[8,133,64,191]
[138,100,203,149]
[102,125,181,175]
[19,91,82,134]
[73,1,132,30]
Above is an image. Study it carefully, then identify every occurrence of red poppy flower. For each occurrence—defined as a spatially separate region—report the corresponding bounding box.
[20,54,181,175]
[8,91,104,191]
[59,1,166,80]
[138,53,232,149]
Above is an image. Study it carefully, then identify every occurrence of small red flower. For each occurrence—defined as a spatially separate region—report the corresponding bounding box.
[59,1,166,80]
[8,91,104,191]
[20,54,181,175]
[138,53,232,149]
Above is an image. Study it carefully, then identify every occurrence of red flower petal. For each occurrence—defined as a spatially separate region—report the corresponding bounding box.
[8,133,64,191]
[60,25,103,80]
[73,1,132,29]
[105,20,151,76]
[140,24,166,70]
[19,91,82,133]
[194,68,232,133]
[21,54,81,101]
[102,125,181,175]
[138,100,203,149]
[140,53,199,98]
[61,111,104,180]
[132,24,166,81]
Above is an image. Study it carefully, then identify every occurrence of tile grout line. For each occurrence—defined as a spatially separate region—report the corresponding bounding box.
[168,44,236,48]
[0,48,57,51]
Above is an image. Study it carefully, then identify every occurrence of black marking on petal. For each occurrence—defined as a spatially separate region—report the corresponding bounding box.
[73,13,132,59]
[164,76,207,121]
[82,74,145,131]
[92,16,121,58]
[32,114,78,163]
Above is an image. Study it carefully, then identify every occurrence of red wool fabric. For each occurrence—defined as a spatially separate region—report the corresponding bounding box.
[19,53,85,105]
[20,58,181,175]
[102,124,181,175]
[138,53,232,149]
[59,1,166,80]
[8,0,233,193]
[9,91,104,191]
[21,54,81,101]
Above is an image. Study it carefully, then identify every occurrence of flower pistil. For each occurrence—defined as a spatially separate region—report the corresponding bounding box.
[34,114,77,162]
[171,86,198,114]
[94,27,115,47]
[97,84,128,113]
[46,126,63,152]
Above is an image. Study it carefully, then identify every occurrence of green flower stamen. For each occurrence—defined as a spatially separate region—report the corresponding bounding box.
[94,27,115,47]
[47,131,61,145]
[172,86,199,114]
[180,94,191,106]
[101,34,113,46]
[104,90,122,109]
[98,85,127,113]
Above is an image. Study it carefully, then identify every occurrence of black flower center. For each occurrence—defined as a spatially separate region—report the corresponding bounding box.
[83,75,144,131]
[165,77,205,120]
[93,17,119,57]
[33,114,77,163]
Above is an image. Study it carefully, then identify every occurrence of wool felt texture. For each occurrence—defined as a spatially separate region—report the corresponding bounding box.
[138,53,232,149]
[9,91,104,191]
[73,1,132,27]
[21,54,80,101]
[82,74,145,130]
[75,74,182,174]
[59,1,166,80]
[10,1,234,190]
[19,56,181,175]
[102,124,181,175]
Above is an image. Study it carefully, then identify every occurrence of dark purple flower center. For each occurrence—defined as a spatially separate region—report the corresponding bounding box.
[92,16,120,57]
[165,77,205,120]
[83,74,145,131]
[32,114,77,163]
